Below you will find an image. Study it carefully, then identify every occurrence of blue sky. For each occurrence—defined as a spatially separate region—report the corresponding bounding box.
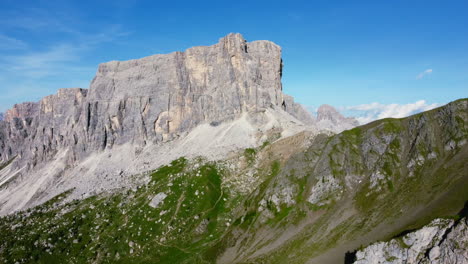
[0,0,467,122]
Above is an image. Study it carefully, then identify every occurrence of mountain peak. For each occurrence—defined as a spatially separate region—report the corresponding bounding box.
[315,104,359,133]
[0,33,467,264]
[0,34,313,215]
[317,104,339,115]
[219,32,246,45]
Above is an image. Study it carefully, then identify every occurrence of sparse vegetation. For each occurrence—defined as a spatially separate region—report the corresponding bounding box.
[243,148,257,164]
[0,158,235,263]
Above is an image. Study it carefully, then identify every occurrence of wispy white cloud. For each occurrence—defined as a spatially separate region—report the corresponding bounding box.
[0,34,28,50]
[345,100,440,124]
[0,7,131,112]
[0,4,130,75]
[0,32,121,80]
[0,7,80,34]
[416,69,433,80]
[5,44,78,71]
[0,25,129,79]
[0,24,129,78]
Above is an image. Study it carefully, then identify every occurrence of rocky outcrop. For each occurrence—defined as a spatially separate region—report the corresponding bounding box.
[3,102,40,122]
[85,33,285,145]
[0,97,466,263]
[0,88,88,166]
[281,97,359,132]
[316,104,358,133]
[0,34,290,170]
[282,94,316,125]
[354,217,468,264]
[0,33,317,215]
[216,99,468,264]
[0,34,358,176]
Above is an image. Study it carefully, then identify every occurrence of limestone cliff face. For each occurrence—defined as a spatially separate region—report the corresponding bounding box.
[0,89,87,166]
[85,33,284,145]
[282,94,316,125]
[3,102,40,122]
[0,34,296,170]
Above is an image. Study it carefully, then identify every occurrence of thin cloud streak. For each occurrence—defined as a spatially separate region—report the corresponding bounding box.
[0,24,129,77]
[0,7,131,113]
[0,6,80,34]
[0,34,28,50]
[0,25,129,79]
[416,69,433,80]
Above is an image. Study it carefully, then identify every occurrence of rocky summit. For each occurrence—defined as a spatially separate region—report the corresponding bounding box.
[316,104,359,133]
[0,34,466,264]
[0,33,288,169]
[0,33,319,215]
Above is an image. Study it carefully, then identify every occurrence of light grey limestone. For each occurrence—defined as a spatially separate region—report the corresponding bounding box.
[316,104,359,133]
[354,218,468,264]
[282,94,316,125]
[149,193,167,208]
[0,33,316,215]
[0,33,288,170]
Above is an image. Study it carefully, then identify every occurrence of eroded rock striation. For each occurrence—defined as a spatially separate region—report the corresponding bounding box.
[0,97,465,264]
[354,217,468,264]
[0,33,316,215]
[282,94,316,125]
[1,89,87,167]
[86,33,286,145]
[0,34,306,169]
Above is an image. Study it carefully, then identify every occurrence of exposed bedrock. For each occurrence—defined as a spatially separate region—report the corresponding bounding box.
[0,33,312,171]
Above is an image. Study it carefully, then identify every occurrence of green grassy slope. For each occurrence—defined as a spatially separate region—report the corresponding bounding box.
[217,98,468,264]
[0,158,236,263]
